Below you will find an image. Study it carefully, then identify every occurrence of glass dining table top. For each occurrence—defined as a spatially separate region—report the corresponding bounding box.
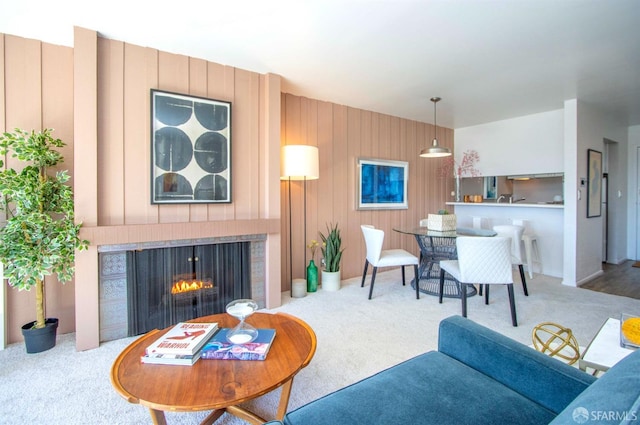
[393,226,497,237]
[392,226,496,299]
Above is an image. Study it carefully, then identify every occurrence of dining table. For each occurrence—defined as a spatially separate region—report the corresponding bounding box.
[393,226,497,298]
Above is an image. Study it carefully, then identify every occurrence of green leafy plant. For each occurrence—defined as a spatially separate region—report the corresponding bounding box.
[0,129,89,329]
[320,222,344,273]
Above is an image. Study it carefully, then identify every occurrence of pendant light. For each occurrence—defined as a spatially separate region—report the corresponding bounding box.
[419,97,451,158]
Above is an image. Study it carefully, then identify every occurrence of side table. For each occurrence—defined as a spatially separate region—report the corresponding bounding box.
[579,317,635,374]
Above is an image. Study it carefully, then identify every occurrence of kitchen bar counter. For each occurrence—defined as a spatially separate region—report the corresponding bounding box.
[448,202,563,278]
[447,202,563,209]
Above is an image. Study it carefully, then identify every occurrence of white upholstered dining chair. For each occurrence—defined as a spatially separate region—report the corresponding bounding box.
[493,224,529,296]
[439,236,518,326]
[360,225,420,300]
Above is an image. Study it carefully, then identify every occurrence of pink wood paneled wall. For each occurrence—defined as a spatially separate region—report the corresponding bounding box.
[2,30,282,349]
[281,94,454,286]
[1,34,76,344]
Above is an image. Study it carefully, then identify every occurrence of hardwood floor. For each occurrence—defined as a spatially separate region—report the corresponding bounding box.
[580,260,640,300]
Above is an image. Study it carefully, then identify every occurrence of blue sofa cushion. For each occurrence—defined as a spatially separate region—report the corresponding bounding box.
[438,315,596,414]
[549,349,640,424]
[283,350,557,425]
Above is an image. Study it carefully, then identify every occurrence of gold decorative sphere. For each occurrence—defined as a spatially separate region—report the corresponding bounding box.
[532,322,581,365]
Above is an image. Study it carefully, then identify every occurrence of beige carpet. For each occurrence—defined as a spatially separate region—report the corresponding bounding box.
[1,270,639,424]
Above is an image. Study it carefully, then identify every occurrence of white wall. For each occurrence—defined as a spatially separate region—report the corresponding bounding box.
[571,101,628,285]
[454,109,564,176]
[627,125,640,260]
[454,102,630,287]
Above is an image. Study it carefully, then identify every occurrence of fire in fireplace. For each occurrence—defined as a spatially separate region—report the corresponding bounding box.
[171,276,214,294]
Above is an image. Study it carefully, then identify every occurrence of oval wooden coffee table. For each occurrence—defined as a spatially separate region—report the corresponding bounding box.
[110,312,316,425]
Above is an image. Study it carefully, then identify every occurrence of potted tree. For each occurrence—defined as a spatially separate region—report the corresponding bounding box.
[319,222,344,291]
[0,129,88,353]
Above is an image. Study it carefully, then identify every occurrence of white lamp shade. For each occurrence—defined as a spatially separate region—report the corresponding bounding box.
[281,145,319,180]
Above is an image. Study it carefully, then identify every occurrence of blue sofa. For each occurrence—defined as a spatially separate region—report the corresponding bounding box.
[269,315,640,425]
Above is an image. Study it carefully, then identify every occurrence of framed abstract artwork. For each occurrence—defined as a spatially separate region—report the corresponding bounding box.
[150,89,232,204]
[357,158,409,210]
[587,149,602,218]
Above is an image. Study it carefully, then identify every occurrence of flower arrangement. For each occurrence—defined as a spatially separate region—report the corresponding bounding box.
[307,239,319,262]
[439,149,481,178]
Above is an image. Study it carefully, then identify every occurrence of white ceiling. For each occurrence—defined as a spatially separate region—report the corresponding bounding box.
[1,0,640,129]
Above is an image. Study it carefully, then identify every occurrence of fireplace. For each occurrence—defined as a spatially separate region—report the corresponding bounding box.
[99,235,266,342]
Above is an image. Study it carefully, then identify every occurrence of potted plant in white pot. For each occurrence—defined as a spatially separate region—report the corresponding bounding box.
[0,129,88,353]
[319,222,344,291]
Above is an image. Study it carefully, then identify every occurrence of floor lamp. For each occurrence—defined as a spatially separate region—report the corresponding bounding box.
[281,145,320,295]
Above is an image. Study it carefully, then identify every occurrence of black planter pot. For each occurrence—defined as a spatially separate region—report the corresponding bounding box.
[21,318,59,353]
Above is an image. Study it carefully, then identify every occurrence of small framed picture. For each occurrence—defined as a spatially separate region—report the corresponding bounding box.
[151,89,232,204]
[357,158,409,210]
[586,149,602,218]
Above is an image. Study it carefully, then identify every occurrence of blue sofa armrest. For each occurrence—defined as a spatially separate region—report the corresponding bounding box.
[549,348,640,424]
[438,315,596,414]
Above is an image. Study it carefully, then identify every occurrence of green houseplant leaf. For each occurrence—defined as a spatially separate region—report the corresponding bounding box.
[319,222,344,273]
[0,129,89,329]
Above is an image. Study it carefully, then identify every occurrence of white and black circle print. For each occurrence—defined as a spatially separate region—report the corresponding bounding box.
[152,91,230,203]
[195,102,228,131]
[155,95,192,126]
[195,174,227,200]
[194,132,228,173]
[154,127,193,172]
[154,173,193,201]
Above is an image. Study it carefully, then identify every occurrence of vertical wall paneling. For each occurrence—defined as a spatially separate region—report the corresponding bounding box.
[73,27,100,350]
[3,35,45,344]
[4,36,41,131]
[263,73,282,309]
[97,38,125,225]
[233,69,260,221]
[316,100,334,271]
[123,43,157,225]
[42,42,76,336]
[281,94,453,288]
[346,107,362,280]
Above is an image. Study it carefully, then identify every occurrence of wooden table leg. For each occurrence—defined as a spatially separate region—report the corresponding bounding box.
[276,378,294,420]
[200,409,227,425]
[149,408,168,425]
[225,405,267,425]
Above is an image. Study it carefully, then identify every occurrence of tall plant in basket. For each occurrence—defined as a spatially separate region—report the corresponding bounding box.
[319,222,344,291]
[0,129,89,352]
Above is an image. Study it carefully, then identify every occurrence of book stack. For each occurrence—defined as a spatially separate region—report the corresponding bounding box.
[201,328,276,361]
[141,322,218,366]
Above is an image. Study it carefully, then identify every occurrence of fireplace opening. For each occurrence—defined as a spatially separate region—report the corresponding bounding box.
[126,242,251,336]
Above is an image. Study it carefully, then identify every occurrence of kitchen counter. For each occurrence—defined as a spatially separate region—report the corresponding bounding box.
[448,202,564,278]
[447,202,563,209]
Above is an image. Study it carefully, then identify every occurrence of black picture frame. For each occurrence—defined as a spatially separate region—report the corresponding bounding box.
[587,149,602,218]
[150,89,232,204]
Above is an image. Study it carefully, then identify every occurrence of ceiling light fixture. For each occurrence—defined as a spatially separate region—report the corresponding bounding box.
[419,96,451,158]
